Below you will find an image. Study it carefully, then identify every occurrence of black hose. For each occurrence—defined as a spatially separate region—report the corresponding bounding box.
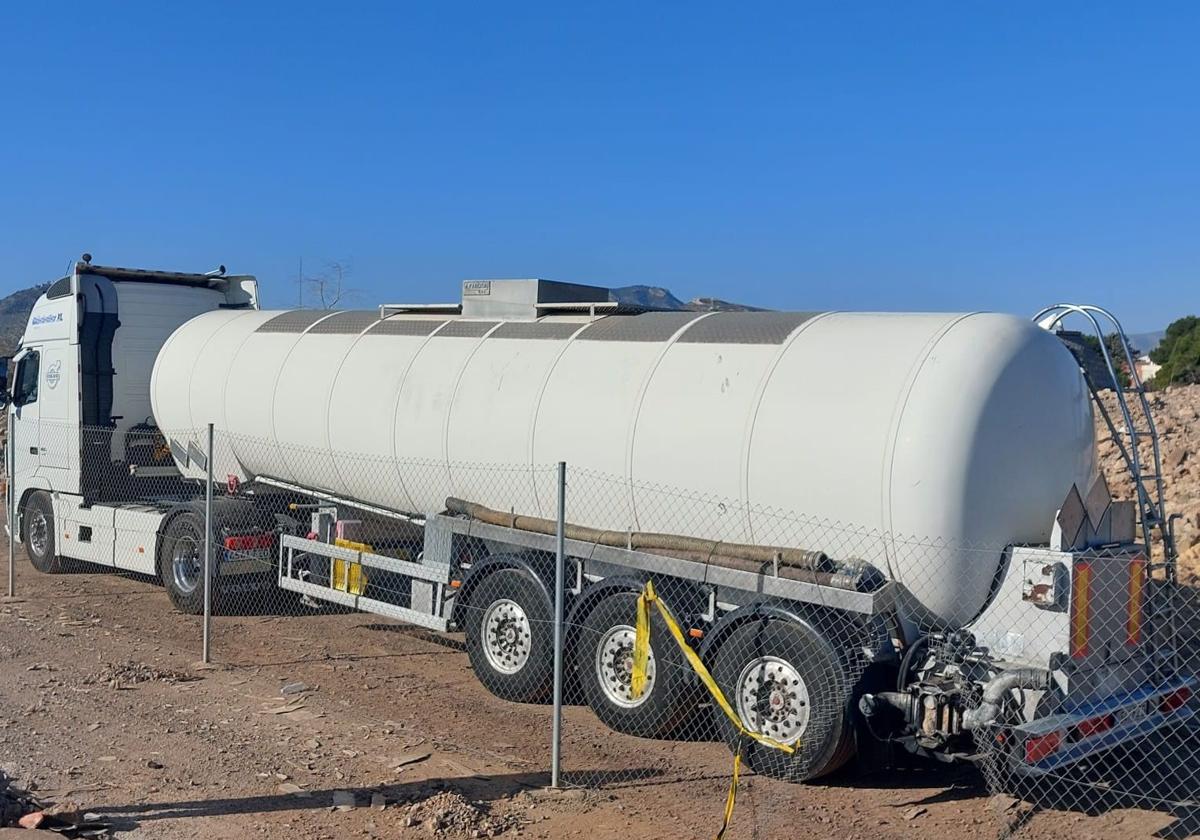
[896,634,931,692]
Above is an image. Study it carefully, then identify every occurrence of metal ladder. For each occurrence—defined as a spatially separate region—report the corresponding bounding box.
[1033,304,1178,580]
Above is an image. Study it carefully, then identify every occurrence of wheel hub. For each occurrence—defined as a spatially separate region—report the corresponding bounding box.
[596,625,654,709]
[27,509,48,557]
[172,536,201,596]
[736,655,809,743]
[481,599,532,675]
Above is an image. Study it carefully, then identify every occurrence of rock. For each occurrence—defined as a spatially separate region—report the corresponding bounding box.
[280,682,309,695]
[370,792,386,810]
[277,782,310,797]
[902,806,927,821]
[18,812,45,829]
[331,790,357,811]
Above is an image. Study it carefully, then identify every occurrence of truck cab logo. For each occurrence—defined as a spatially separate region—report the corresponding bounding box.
[31,312,64,326]
[46,360,61,388]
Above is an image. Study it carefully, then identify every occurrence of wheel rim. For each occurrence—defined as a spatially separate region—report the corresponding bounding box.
[595,624,655,709]
[171,536,202,596]
[27,508,48,557]
[735,655,810,743]
[481,598,532,675]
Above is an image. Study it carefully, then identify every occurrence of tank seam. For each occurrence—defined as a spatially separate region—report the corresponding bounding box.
[388,320,454,513]
[267,310,342,485]
[526,320,596,518]
[739,312,837,545]
[880,313,978,590]
[625,313,717,532]
[441,321,508,497]
[324,318,397,502]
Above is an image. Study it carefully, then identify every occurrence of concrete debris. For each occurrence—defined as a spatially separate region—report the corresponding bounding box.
[85,661,201,688]
[401,790,519,838]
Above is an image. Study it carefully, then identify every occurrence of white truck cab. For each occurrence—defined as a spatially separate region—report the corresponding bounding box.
[5,258,259,597]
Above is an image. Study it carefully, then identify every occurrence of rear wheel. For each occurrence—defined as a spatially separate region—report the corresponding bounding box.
[710,617,854,782]
[574,591,699,738]
[159,511,211,615]
[23,491,66,574]
[464,568,555,703]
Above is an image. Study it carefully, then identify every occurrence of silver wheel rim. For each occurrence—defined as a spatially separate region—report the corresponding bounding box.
[172,536,201,596]
[27,508,49,557]
[735,655,810,743]
[481,598,532,675]
[595,624,654,709]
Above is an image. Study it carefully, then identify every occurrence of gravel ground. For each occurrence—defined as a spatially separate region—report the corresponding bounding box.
[0,532,1192,839]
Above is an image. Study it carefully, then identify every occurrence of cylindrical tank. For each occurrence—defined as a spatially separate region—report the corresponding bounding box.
[150,308,1096,626]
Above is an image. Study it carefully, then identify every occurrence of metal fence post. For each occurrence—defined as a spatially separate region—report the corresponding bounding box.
[202,423,214,664]
[550,461,567,788]
[7,408,14,598]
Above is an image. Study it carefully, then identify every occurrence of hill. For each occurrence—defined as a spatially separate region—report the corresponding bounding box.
[610,285,761,312]
[0,284,47,356]
[1128,330,1166,355]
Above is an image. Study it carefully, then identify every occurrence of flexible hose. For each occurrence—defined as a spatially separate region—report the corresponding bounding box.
[963,668,1051,730]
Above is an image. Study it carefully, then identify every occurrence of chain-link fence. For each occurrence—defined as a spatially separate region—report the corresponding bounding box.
[5,419,1199,837]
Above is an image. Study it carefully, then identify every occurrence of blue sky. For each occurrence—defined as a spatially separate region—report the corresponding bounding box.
[1,3,1196,331]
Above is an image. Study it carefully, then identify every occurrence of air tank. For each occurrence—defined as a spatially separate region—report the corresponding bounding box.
[150,293,1096,626]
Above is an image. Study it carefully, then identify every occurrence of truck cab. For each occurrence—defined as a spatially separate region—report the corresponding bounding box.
[6,258,257,572]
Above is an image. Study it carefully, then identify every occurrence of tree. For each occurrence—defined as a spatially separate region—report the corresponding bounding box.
[1150,316,1200,388]
[302,260,358,309]
[1078,332,1136,388]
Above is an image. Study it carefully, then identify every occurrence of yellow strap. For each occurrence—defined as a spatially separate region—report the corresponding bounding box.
[631,580,795,756]
[631,580,655,698]
[715,751,741,840]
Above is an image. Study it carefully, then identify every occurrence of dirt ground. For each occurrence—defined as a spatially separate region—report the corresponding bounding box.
[0,533,1194,840]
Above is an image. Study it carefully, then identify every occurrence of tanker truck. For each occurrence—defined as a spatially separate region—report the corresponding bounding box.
[3,257,1193,783]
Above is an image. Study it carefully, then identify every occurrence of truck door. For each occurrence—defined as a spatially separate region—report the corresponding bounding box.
[9,348,42,480]
[36,343,72,473]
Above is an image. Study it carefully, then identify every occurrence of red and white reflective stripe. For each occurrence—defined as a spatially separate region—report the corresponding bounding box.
[1160,686,1192,714]
[1071,713,1114,740]
[1025,730,1063,763]
[224,533,275,551]
[1127,555,1146,646]
[1071,562,1092,658]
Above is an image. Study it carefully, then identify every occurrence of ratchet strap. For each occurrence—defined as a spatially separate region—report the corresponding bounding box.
[631,579,796,839]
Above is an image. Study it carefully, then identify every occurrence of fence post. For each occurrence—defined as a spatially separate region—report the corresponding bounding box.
[7,407,14,598]
[550,461,567,788]
[202,423,214,664]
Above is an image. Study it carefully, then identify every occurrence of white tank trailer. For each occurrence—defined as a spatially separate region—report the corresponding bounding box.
[152,283,1096,628]
[15,267,1187,785]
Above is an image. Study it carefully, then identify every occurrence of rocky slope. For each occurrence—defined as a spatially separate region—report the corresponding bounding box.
[1096,384,1200,580]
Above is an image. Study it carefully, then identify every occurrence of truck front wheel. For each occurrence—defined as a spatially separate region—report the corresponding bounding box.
[574,590,699,738]
[158,512,212,615]
[710,617,855,782]
[23,491,65,574]
[464,568,554,703]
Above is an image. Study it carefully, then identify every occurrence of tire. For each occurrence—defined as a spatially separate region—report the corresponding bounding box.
[464,568,555,703]
[23,491,66,574]
[574,590,699,738]
[710,617,854,782]
[158,511,212,615]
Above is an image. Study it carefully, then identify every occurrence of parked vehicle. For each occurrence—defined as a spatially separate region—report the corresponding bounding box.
[5,257,1192,782]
